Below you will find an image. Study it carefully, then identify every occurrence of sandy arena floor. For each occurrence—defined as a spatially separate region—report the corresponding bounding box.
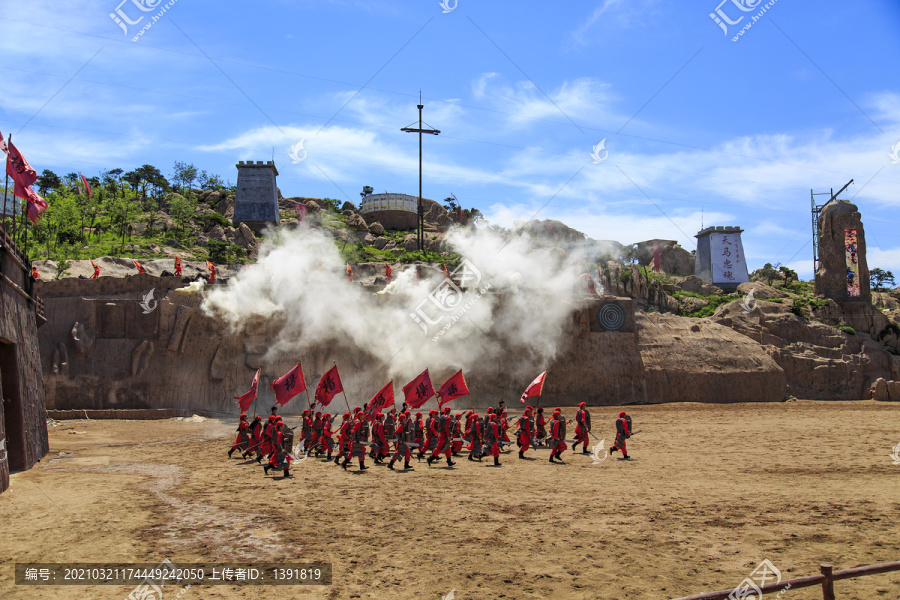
[1,400,898,600]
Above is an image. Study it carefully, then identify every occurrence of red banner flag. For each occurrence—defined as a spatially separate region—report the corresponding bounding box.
[347,264,353,282]
[653,241,661,273]
[0,129,7,155]
[402,369,435,409]
[133,259,144,273]
[234,368,260,412]
[295,202,308,228]
[80,173,93,198]
[271,362,307,406]
[207,260,216,283]
[437,369,469,407]
[17,183,47,223]
[174,256,182,276]
[314,365,343,407]
[366,381,394,413]
[6,142,37,189]
[91,260,100,279]
[385,263,392,283]
[520,370,547,405]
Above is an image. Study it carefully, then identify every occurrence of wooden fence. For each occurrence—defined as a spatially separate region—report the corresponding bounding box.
[672,560,900,600]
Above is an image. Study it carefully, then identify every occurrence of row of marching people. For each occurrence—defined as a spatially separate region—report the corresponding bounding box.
[227,402,634,475]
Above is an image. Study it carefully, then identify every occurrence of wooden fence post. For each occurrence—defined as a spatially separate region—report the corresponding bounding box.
[820,564,835,600]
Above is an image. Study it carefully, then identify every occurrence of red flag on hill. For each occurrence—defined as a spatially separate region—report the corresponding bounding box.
[437,369,469,407]
[366,381,394,413]
[207,260,216,283]
[18,184,47,223]
[271,362,306,406]
[133,259,144,273]
[520,371,547,405]
[314,365,343,407]
[346,264,353,282]
[174,256,182,276]
[653,241,661,273]
[385,263,392,283]
[80,173,93,198]
[91,261,100,279]
[5,141,37,188]
[403,369,435,409]
[295,202,308,228]
[235,368,260,412]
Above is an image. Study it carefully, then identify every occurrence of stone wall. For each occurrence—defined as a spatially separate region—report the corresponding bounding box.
[0,235,49,494]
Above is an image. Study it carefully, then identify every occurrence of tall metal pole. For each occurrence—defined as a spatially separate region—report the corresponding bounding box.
[418,101,423,252]
[401,92,440,254]
[2,132,9,231]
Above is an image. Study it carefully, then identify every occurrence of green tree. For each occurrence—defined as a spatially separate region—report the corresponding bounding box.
[169,192,197,236]
[757,263,779,285]
[870,268,896,291]
[443,196,458,212]
[779,265,797,284]
[173,161,198,193]
[360,185,374,199]
[37,169,61,195]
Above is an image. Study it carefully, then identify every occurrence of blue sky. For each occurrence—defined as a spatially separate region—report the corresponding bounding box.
[1,0,899,279]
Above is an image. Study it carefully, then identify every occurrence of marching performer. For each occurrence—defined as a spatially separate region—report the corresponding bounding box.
[484,413,502,466]
[264,420,293,478]
[610,411,631,459]
[413,412,425,459]
[245,415,263,459]
[318,412,335,459]
[516,407,533,459]
[451,413,464,456]
[549,409,567,463]
[371,412,388,464]
[342,412,370,471]
[228,413,250,458]
[427,407,455,467]
[334,412,352,465]
[466,412,483,461]
[388,412,413,471]
[573,402,592,454]
[535,407,547,446]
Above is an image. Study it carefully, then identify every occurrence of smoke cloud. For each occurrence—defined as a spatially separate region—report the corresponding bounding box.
[201,224,596,397]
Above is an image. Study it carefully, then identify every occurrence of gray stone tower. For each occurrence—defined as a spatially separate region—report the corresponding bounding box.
[814,200,870,304]
[694,226,749,291]
[234,161,280,231]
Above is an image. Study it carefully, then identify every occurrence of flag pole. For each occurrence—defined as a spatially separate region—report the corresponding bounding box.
[252,392,258,420]
[304,386,313,412]
[2,132,9,233]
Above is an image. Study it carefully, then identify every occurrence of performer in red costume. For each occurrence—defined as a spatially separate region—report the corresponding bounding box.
[334,412,352,465]
[264,420,293,477]
[257,415,277,463]
[535,407,547,446]
[427,407,455,467]
[342,412,370,471]
[228,413,250,458]
[549,409,567,463]
[451,413,464,456]
[388,412,414,471]
[318,413,334,459]
[485,413,502,466]
[516,407,533,459]
[610,411,631,459]
[245,416,263,459]
[371,412,388,464]
[466,412,482,461]
[573,402,592,454]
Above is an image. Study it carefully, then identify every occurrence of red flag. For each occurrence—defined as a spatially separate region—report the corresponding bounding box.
[520,370,547,405]
[653,241,661,273]
[133,259,144,273]
[91,260,100,279]
[234,368,260,412]
[16,183,47,224]
[347,264,353,282]
[6,142,37,189]
[207,260,216,283]
[385,263,392,283]
[314,365,344,406]
[174,256,182,276]
[437,369,469,407]
[402,369,435,409]
[442,264,450,280]
[271,362,307,406]
[79,173,93,198]
[0,129,7,155]
[295,202,308,228]
[366,381,394,413]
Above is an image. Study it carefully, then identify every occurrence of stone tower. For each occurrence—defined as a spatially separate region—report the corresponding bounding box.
[814,200,870,304]
[694,226,749,291]
[233,160,280,231]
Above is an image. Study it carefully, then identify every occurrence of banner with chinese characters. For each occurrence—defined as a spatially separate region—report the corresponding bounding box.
[710,233,749,284]
[845,228,860,297]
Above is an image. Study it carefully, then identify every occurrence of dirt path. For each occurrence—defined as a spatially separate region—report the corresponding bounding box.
[1,401,898,600]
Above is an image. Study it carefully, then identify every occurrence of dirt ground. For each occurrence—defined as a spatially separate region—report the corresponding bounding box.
[1,400,898,600]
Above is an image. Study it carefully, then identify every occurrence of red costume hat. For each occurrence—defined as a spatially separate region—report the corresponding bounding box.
[240,413,247,419]
[579,402,586,408]
[619,411,626,417]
